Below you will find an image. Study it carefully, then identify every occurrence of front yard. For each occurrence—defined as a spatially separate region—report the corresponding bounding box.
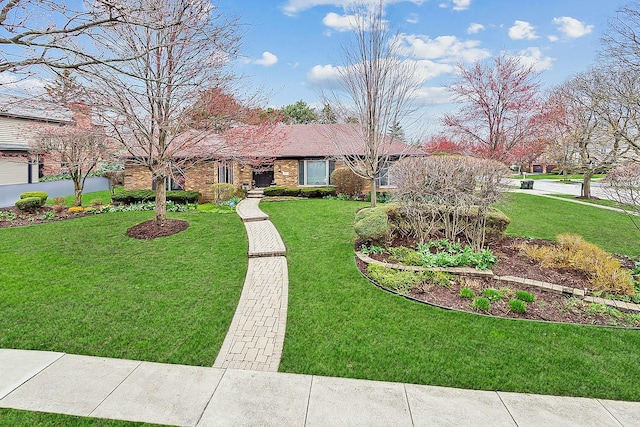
[1,193,639,401]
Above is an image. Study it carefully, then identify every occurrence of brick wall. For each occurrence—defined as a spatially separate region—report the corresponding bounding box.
[124,163,152,190]
[235,162,253,188]
[274,159,299,187]
[184,162,217,201]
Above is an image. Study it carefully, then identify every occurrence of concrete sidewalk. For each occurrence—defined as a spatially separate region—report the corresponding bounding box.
[1,349,639,426]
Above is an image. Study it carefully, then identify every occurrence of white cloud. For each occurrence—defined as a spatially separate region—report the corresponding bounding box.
[437,0,471,11]
[413,86,454,105]
[406,13,419,24]
[467,23,484,34]
[396,34,491,63]
[0,73,47,95]
[322,12,386,32]
[282,0,425,16]
[452,0,471,11]
[508,20,538,40]
[308,64,342,85]
[548,35,559,42]
[253,52,278,67]
[553,16,593,38]
[512,47,555,72]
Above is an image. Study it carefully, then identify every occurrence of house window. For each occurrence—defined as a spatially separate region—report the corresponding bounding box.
[152,166,185,190]
[219,161,234,184]
[377,162,395,187]
[298,160,335,186]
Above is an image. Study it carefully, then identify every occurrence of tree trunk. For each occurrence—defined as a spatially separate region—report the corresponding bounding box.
[155,175,167,221]
[73,180,83,207]
[581,172,593,198]
[369,177,377,208]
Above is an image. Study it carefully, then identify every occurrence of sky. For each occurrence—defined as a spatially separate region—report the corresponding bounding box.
[217,0,626,137]
[0,0,628,139]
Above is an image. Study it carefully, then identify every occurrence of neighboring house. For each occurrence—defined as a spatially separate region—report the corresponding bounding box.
[124,123,424,200]
[0,94,71,185]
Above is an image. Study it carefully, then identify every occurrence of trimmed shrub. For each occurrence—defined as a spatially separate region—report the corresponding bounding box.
[483,208,510,242]
[263,186,286,196]
[354,206,390,245]
[67,206,84,213]
[111,190,156,204]
[15,197,43,211]
[235,188,248,199]
[167,190,200,204]
[330,167,365,196]
[20,191,48,204]
[111,190,199,205]
[300,187,336,198]
[367,263,428,295]
[210,183,236,204]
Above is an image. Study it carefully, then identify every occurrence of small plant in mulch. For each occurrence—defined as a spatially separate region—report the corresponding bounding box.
[472,297,491,312]
[482,288,502,302]
[508,299,527,314]
[460,288,475,299]
[515,290,535,303]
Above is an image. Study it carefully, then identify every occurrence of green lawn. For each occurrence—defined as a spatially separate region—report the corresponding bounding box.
[0,409,161,426]
[262,198,640,401]
[497,193,639,256]
[0,210,247,366]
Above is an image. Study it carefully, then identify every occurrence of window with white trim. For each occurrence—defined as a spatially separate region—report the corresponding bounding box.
[377,162,395,187]
[298,160,335,186]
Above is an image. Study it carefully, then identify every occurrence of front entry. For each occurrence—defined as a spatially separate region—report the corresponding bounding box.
[253,170,274,188]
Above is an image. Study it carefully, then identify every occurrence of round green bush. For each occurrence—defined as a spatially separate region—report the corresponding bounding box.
[515,290,535,303]
[15,196,44,211]
[472,297,491,312]
[354,207,390,245]
[210,183,236,204]
[509,299,527,313]
[20,191,48,204]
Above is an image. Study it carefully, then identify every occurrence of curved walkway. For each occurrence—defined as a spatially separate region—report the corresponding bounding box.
[213,193,288,371]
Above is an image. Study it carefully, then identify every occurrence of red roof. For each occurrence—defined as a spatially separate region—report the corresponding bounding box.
[242,123,424,158]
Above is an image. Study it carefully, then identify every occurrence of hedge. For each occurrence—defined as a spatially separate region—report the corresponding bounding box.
[111,190,200,205]
[20,191,48,204]
[263,186,336,198]
[15,197,44,211]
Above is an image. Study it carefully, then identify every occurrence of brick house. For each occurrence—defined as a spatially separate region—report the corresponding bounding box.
[124,123,424,200]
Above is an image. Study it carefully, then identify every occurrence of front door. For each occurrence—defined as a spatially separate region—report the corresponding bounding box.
[253,170,274,188]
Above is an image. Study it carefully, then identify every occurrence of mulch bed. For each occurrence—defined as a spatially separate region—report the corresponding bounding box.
[1,206,190,239]
[126,219,189,240]
[357,236,640,328]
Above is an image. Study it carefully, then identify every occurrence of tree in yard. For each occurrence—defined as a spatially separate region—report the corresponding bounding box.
[84,0,269,222]
[0,0,151,75]
[602,163,640,231]
[320,1,424,207]
[442,53,543,163]
[601,2,640,73]
[282,99,318,124]
[422,134,466,156]
[32,71,110,206]
[551,68,631,198]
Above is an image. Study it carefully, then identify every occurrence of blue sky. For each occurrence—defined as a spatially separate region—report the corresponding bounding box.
[220,0,624,134]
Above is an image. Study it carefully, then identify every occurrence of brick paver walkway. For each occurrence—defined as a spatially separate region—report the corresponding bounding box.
[214,192,288,371]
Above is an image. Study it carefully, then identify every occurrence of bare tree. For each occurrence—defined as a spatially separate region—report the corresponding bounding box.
[0,0,146,75]
[391,156,510,250]
[443,53,542,163]
[32,71,110,206]
[602,163,640,231]
[601,2,640,73]
[84,0,248,221]
[553,68,631,198]
[321,1,424,207]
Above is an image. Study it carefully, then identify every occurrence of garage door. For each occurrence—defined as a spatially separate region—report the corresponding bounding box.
[0,158,29,185]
